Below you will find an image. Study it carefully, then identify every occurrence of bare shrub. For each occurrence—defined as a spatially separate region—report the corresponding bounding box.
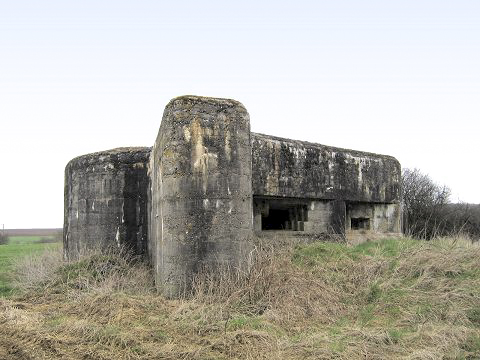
[402,168,451,239]
[440,203,480,240]
[0,229,8,245]
[12,248,64,292]
[402,168,480,240]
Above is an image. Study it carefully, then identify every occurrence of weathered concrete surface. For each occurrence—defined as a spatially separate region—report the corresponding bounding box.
[64,147,151,259]
[252,133,401,203]
[149,95,253,297]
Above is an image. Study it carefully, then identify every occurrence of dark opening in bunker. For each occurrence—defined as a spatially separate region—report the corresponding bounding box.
[262,209,291,230]
[254,197,308,231]
[351,217,370,230]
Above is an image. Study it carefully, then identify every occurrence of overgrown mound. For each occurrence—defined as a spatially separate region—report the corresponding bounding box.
[1,236,480,359]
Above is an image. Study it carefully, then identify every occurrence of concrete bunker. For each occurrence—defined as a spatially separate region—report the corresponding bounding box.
[64,95,402,297]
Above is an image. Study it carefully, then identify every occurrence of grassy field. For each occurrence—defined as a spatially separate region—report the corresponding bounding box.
[0,236,61,296]
[6,235,56,245]
[1,236,480,359]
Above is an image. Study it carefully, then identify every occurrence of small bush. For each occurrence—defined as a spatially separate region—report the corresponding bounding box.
[366,283,382,303]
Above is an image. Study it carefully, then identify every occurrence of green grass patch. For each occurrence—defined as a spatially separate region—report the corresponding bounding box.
[227,315,264,331]
[292,241,358,266]
[329,338,347,353]
[358,304,376,326]
[292,237,419,267]
[328,317,350,336]
[366,282,382,303]
[462,334,480,354]
[467,307,480,327]
[226,315,285,336]
[351,237,418,257]
[46,315,70,328]
[387,328,405,344]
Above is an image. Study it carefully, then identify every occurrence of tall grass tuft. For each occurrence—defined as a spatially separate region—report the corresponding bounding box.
[12,246,155,296]
[12,247,64,292]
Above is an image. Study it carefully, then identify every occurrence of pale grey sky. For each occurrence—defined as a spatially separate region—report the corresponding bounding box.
[1,0,479,228]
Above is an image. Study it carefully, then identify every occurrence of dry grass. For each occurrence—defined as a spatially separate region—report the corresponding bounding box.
[11,246,154,296]
[1,236,480,359]
[10,248,64,292]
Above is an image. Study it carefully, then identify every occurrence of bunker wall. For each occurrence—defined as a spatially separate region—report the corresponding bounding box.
[64,147,151,259]
[251,133,401,203]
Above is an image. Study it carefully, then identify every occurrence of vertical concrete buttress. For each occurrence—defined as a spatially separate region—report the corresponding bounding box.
[149,95,253,297]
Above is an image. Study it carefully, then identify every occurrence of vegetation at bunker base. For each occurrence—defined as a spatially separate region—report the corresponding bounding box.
[1,237,480,359]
